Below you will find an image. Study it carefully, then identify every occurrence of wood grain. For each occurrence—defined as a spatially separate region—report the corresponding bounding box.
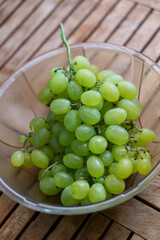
[47,214,87,240]
[102,221,131,240]
[143,30,160,61]
[131,234,145,240]
[130,0,160,10]
[0,0,43,46]
[0,194,16,224]
[102,198,160,240]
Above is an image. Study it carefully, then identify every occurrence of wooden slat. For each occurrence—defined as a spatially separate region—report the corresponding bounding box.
[35,0,103,56]
[102,198,160,240]
[0,205,35,240]
[0,0,24,25]
[131,234,145,240]
[19,213,59,240]
[107,4,151,45]
[143,30,160,62]
[102,221,131,240]
[0,0,43,46]
[69,0,134,44]
[137,176,160,209]
[130,0,160,10]
[47,215,87,240]
[126,10,160,52]
[0,194,16,224]
[0,0,61,68]
[75,213,111,240]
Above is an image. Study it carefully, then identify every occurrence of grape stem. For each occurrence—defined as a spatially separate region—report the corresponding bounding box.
[41,162,58,179]
[60,23,72,66]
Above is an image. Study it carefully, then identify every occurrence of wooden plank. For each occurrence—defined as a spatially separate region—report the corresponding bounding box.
[131,234,145,240]
[0,0,24,25]
[0,0,61,68]
[0,205,35,240]
[47,215,87,240]
[127,10,160,52]
[75,213,111,240]
[137,176,160,209]
[143,30,160,62]
[20,213,59,240]
[107,4,151,45]
[69,0,134,44]
[130,0,160,11]
[102,198,160,240]
[102,221,131,240]
[0,194,16,224]
[0,0,43,46]
[35,0,102,56]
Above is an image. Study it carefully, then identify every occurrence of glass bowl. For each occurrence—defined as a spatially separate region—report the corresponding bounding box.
[0,43,160,215]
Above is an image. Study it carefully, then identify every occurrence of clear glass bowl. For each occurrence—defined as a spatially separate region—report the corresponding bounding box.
[0,43,160,215]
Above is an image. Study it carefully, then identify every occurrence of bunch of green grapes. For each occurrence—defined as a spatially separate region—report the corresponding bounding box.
[10,24,155,206]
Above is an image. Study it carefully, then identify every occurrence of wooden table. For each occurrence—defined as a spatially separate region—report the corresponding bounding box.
[0,0,160,239]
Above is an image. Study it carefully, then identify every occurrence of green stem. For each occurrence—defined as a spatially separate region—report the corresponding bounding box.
[60,23,72,65]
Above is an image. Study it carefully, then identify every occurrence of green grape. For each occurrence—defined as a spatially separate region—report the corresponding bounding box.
[94,176,105,184]
[63,153,84,169]
[49,135,64,153]
[95,97,104,111]
[32,128,51,148]
[38,88,54,104]
[52,122,65,136]
[50,67,64,78]
[78,106,101,125]
[40,146,54,161]
[81,196,92,205]
[55,114,66,123]
[75,124,94,141]
[105,125,129,146]
[137,158,152,175]
[39,177,60,195]
[11,151,25,167]
[111,146,128,162]
[100,101,113,118]
[137,150,151,161]
[99,150,113,167]
[72,56,90,70]
[74,167,90,181]
[87,155,104,178]
[135,128,155,143]
[71,139,89,156]
[64,110,81,132]
[49,72,68,94]
[98,70,114,82]
[104,175,125,194]
[56,89,69,99]
[50,98,71,115]
[31,150,49,168]
[59,129,75,146]
[61,185,80,206]
[117,81,137,100]
[104,108,127,125]
[116,158,133,179]
[23,152,34,169]
[51,163,67,176]
[89,183,106,203]
[88,136,108,154]
[67,81,83,101]
[47,112,56,122]
[106,74,124,84]
[118,99,141,120]
[46,79,51,88]
[64,146,72,154]
[109,162,118,175]
[100,81,119,102]
[70,180,90,200]
[81,90,102,107]
[38,168,52,180]
[54,171,74,188]
[89,64,99,77]
[30,117,47,132]
[19,135,27,143]
[132,98,142,113]
[75,69,96,88]
[131,158,138,174]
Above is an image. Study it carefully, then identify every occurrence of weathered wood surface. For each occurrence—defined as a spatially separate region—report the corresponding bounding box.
[0,0,160,239]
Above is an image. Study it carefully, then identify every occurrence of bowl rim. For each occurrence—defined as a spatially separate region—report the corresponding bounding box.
[0,42,160,215]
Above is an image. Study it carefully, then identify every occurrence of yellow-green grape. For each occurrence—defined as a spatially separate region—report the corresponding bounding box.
[70,180,90,200]
[137,158,152,175]
[81,90,102,107]
[117,81,137,100]
[31,150,49,168]
[88,183,107,203]
[49,72,68,94]
[118,99,141,120]
[39,177,60,195]
[104,175,125,194]
[67,81,83,101]
[38,88,54,104]
[116,158,133,179]
[98,70,114,82]
[89,64,99,77]
[106,74,124,84]
[72,56,90,70]
[54,171,74,188]
[99,150,114,167]
[78,106,101,125]
[61,185,80,206]
[87,155,104,178]
[11,151,25,167]
[50,99,71,115]
[63,153,84,169]
[105,125,129,146]
[88,136,108,154]
[104,108,127,125]
[23,152,34,169]
[75,69,96,88]
[134,128,155,143]
[109,162,118,175]
[101,81,119,102]
[30,117,47,133]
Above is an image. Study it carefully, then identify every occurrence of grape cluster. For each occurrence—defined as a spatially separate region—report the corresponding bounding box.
[10,24,155,206]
